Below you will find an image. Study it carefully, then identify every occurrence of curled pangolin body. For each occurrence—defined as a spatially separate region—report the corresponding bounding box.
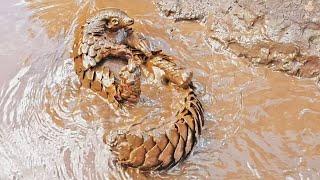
[106,90,204,170]
[73,8,204,171]
[74,55,141,106]
[74,10,142,105]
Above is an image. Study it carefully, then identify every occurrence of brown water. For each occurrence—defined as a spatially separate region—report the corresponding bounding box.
[0,0,320,179]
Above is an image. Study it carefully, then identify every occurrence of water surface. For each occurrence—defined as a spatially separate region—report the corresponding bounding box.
[0,0,319,179]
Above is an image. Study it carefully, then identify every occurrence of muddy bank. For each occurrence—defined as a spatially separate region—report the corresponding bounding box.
[225,41,320,81]
[155,0,210,21]
[156,0,320,84]
[156,0,320,48]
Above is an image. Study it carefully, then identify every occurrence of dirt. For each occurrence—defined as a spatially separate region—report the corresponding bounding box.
[155,0,209,21]
[227,41,320,78]
[156,0,320,83]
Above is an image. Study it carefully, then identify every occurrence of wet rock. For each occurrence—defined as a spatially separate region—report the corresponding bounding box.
[227,41,320,80]
[195,0,320,86]
[158,0,320,58]
[298,56,320,78]
[155,0,209,21]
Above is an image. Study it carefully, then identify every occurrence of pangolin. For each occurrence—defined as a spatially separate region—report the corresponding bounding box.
[73,8,204,171]
[74,8,151,106]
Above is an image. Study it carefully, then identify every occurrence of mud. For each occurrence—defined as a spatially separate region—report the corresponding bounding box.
[0,0,320,179]
[157,0,320,82]
[155,0,209,21]
[227,41,320,79]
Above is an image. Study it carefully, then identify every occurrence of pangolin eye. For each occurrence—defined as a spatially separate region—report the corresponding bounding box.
[111,18,119,25]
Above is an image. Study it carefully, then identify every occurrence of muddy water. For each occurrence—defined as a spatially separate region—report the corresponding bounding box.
[0,0,319,179]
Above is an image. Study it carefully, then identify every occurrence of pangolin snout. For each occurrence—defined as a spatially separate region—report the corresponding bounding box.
[124,17,134,26]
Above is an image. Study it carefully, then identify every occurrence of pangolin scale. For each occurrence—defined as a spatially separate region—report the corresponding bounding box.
[73,8,204,171]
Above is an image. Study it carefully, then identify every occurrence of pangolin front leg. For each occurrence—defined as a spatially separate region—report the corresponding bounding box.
[125,29,192,88]
[147,53,193,88]
[125,29,153,58]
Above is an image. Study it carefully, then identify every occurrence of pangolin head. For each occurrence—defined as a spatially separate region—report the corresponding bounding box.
[96,8,134,31]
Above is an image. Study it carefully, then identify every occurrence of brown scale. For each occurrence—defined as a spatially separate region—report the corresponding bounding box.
[106,90,204,171]
[147,51,193,88]
[73,8,204,171]
[74,8,148,105]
